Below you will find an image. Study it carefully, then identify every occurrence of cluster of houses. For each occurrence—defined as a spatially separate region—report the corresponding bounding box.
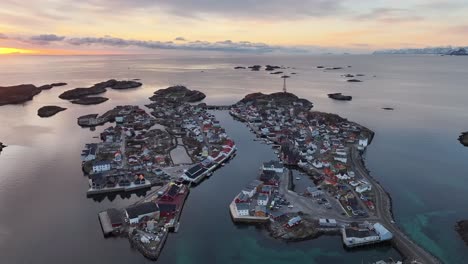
[230,95,376,217]
[81,106,175,195]
[232,161,284,219]
[147,99,234,162]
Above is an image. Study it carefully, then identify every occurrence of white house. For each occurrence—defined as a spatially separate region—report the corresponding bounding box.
[356,184,372,193]
[262,161,284,173]
[236,203,250,216]
[125,202,160,224]
[242,180,263,198]
[257,194,269,206]
[92,161,111,173]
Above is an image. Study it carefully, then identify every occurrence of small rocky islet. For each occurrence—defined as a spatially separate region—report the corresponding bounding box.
[458,132,468,147]
[0,142,6,153]
[328,93,352,101]
[71,97,109,105]
[37,105,67,117]
[0,82,67,106]
[149,85,206,103]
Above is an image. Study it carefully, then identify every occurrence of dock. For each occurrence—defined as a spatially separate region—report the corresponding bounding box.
[87,181,152,196]
[98,211,114,237]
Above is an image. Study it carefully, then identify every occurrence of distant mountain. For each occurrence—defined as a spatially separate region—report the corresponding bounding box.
[373,46,468,55]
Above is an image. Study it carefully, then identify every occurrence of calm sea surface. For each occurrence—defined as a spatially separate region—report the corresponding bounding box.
[0,54,467,264]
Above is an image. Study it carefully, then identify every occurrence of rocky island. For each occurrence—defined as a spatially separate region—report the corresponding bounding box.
[59,79,141,105]
[81,85,236,261]
[0,82,66,106]
[37,105,67,117]
[456,220,468,246]
[71,96,109,105]
[458,132,468,147]
[328,93,352,101]
[149,85,206,103]
[347,79,362,83]
[228,91,440,264]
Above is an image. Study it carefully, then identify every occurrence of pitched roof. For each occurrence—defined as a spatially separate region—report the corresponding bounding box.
[126,202,159,219]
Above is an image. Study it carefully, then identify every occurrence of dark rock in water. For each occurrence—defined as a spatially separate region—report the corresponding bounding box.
[382,107,394,110]
[343,74,354,78]
[281,75,290,79]
[270,71,283,75]
[111,80,142,90]
[316,66,325,68]
[71,96,109,105]
[328,93,352,101]
[234,66,246,69]
[347,79,362,82]
[458,132,468,147]
[448,48,468,56]
[356,74,365,77]
[291,73,297,75]
[59,86,107,100]
[456,220,468,246]
[149,85,206,103]
[59,79,141,100]
[37,105,67,117]
[325,67,343,70]
[0,142,6,152]
[347,65,352,68]
[39,82,67,90]
[0,84,42,106]
[248,65,262,71]
[265,65,281,71]
[0,82,68,106]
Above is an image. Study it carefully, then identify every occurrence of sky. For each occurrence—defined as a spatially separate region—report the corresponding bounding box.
[0,0,467,55]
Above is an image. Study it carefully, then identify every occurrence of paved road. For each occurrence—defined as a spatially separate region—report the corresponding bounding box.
[351,147,441,264]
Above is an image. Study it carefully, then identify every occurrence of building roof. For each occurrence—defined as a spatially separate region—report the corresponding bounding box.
[236,203,250,211]
[126,202,159,219]
[157,203,177,213]
[93,160,111,166]
[107,208,124,224]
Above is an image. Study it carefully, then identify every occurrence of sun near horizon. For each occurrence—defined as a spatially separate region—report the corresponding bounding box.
[0,47,38,55]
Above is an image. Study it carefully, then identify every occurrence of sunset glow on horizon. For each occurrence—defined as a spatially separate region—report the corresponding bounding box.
[1,0,467,55]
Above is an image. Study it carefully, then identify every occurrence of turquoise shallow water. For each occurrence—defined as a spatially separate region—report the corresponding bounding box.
[0,54,467,263]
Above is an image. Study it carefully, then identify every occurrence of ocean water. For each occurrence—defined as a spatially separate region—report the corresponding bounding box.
[0,54,467,263]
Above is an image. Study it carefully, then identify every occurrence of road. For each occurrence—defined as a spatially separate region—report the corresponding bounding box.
[350,147,441,264]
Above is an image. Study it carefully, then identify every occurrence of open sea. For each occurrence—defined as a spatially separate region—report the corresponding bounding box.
[0,54,467,264]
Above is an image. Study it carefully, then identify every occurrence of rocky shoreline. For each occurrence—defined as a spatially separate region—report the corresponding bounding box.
[458,132,468,147]
[37,105,67,117]
[455,220,468,246]
[0,82,67,106]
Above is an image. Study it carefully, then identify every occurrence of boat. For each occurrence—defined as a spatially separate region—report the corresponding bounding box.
[296,177,301,180]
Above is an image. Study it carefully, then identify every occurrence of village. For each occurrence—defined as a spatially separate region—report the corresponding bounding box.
[79,86,237,260]
[229,92,395,249]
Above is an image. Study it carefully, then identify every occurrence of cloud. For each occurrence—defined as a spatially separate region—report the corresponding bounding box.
[355,8,424,23]
[29,34,65,45]
[82,0,344,20]
[0,33,8,39]
[174,37,186,41]
[66,35,291,53]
